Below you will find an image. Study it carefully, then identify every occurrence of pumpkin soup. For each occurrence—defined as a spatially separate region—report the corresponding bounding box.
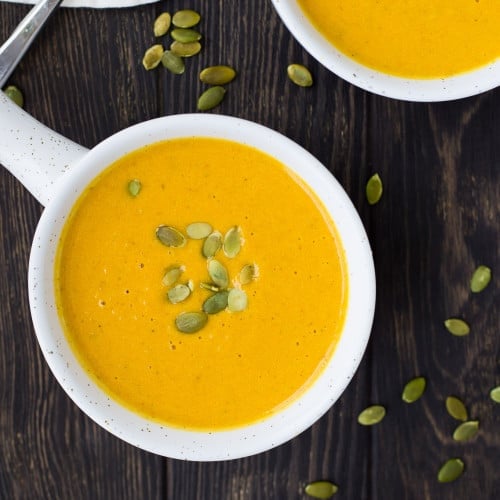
[55,138,348,430]
[297,0,500,78]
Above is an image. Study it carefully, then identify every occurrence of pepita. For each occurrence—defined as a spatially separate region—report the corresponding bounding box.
[161,50,185,75]
[366,173,383,205]
[223,226,242,258]
[167,284,191,304]
[437,458,464,483]
[287,64,313,87]
[197,86,226,111]
[357,405,386,426]
[239,264,259,285]
[170,40,202,57]
[172,9,201,28]
[154,12,171,37]
[202,231,223,258]
[453,420,479,441]
[490,386,500,403]
[444,318,470,336]
[186,222,212,240]
[171,28,202,43]
[4,85,24,107]
[156,225,186,247]
[203,290,229,314]
[402,376,426,403]
[445,396,468,422]
[227,288,248,312]
[175,311,207,333]
[162,265,184,287]
[127,179,142,197]
[470,265,491,293]
[304,480,338,499]
[207,259,229,288]
[200,65,237,85]
[142,44,164,70]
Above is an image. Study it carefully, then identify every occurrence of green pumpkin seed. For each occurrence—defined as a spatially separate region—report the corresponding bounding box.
[357,405,386,426]
[304,480,338,499]
[142,44,164,70]
[4,85,24,107]
[167,284,191,304]
[172,9,201,28]
[197,86,226,111]
[161,50,185,75]
[154,12,171,37]
[490,386,500,403]
[470,265,491,293]
[162,265,184,287]
[239,264,259,285]
[200,282,221,292]
[156,225,186,247]
[127,179,142,197]
[287,64,313,87]
[170,40,202,57]
[453,420,479,441]
[444,318,470,336]
[200,65,237,85]
[203,290,229,314]
[366,173,383,205]
[207,259,229,288]
[223,226,242,258]
[402,376,426,403]
[437,458,464,483]
[175,311,207,333]
[186,222,212,240]
[445,396,468,421]
[228,288,248,312]
[171,28,202,43]
[202,231,222,258]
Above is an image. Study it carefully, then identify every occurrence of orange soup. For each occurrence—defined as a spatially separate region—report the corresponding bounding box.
[297,0,500,78]
[55,138,348,430]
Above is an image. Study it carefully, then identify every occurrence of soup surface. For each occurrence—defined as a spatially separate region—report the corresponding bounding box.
[55,138,348,430]
[297,0,500,78]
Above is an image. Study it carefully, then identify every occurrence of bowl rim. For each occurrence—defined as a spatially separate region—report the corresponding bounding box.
[28,113,375,460]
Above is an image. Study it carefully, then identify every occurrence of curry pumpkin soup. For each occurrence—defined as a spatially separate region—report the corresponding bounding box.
[297,0,500,78]
[55,138,348,430]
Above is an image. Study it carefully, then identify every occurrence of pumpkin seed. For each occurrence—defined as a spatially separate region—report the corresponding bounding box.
[203,290,229,314]
[437,458,464,483]
[287,64,313,87]
[239,264,259,285]
[127,179,142,197]
[4,85,24,107]
[207,259,229,288]
[489,386,500,403]
[161,50,185,75]
[227,288,248,312]
[162,265,184,287]
[175,311,207,333]
[170,40,202,57]
[171,28,202,43]
[142,44,164,70]
[357,405,386,426]
[366,173,383,205]
[444,318,470,336]
[223,226,242,258]
[200,65,237,85]
[197,86,226,111]
[172,9,200,28]
[304,480,338,499]
[156,225,186,247]
[167,284,191,304]
[453,420,479,441]
[186,222,212,240]
[154,12,171,37]
[445,396,468,421]
[202,231,223,258]
[470,265,491,293]
[200,282,221,292]
[402,376,426,403]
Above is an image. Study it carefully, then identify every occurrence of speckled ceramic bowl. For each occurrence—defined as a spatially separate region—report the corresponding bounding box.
[0,93,375,460]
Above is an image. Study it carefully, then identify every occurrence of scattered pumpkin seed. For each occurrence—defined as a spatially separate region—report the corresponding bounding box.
[154,12,171,37]
[444,318,470,336]
[127,179,142,197]
[186,222,212,240]
[453,420,479,441]
[4,85,24,107]
[162,265,184,287]
[156,225,186,247]
[203,290,229,314]
[197,86,226,111]
[167,284,191,304]
[171,28,202,43]
[287,63,313,87]
[445,396,468,422]
[200,65,237,85]
[161,50,185,75]
[304,480,338,499]
[239,264,259,285]
[175,311,207,333]
[142,44,164,70]
[437,458,465,483]
[202,231,223,258]
[402,376,426,403]
[207,259,229,288]
[200,282,221,292]
[223,226,242,258]
[366,173,383,205]
[170,40,202,57]
[489,386,500,403]
[357,405,386,426]
[227,288,248,312]
[470,265,491,293]
[172,9,201,28]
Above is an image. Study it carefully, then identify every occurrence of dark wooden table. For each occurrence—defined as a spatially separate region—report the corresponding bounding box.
[0,1,498,499]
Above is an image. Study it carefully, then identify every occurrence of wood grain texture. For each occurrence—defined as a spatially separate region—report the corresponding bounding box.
[1,0,499,499]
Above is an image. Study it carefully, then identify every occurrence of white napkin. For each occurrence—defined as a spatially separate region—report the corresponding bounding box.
[1,0,157,7]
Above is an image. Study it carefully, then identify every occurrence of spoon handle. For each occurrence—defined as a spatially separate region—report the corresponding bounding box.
[0,0,63,88]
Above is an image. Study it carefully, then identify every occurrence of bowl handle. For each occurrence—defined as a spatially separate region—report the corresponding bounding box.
[0,92,88,207]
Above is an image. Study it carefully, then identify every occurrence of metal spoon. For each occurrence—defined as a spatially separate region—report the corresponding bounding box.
[0,0,63,88]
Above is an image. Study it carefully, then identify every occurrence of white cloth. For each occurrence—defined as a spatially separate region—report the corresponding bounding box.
[1,0,157,7]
